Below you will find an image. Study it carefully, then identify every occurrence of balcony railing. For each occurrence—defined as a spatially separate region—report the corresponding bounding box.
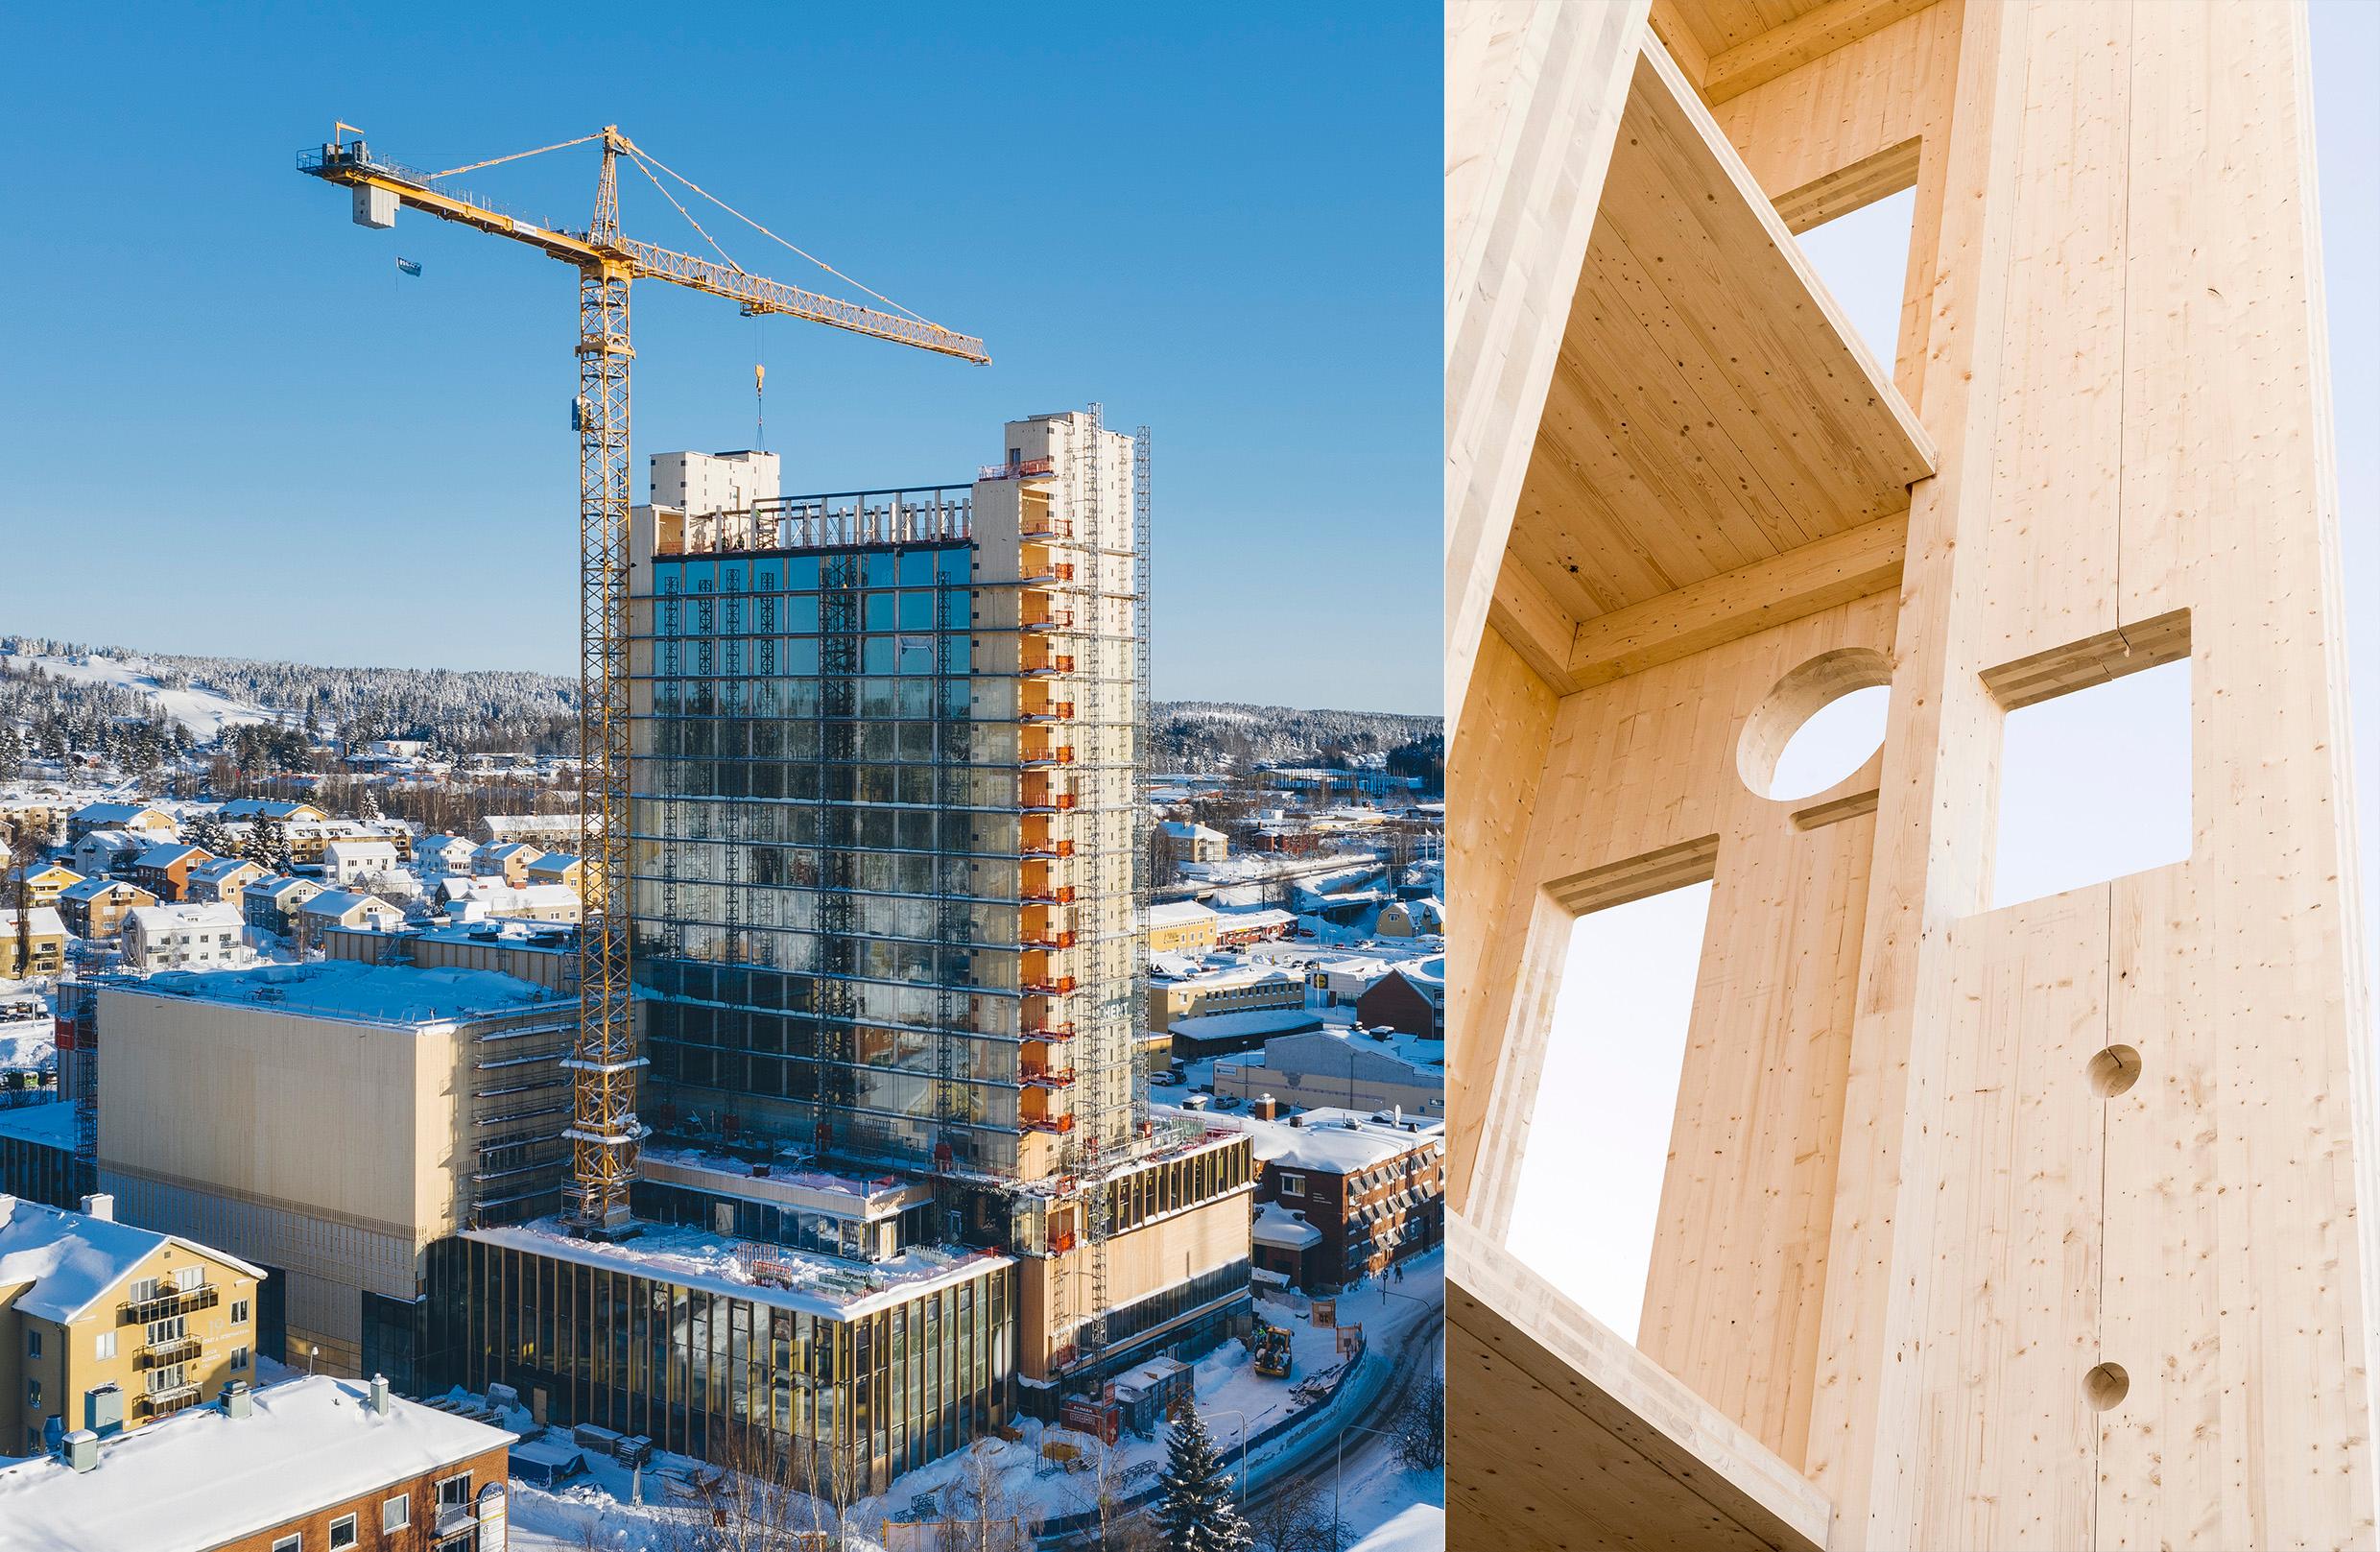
[120,1284,217,1325]
[1024,1024,1076,1042]
[139,1335,203,1369]
[135,1384,204,1419]
[1023,932,1078,950]
[1022,1113,1077,1134]
[1019,841,1076,859]
[1023,978,1078,997]
[1022,1064,1077,1088]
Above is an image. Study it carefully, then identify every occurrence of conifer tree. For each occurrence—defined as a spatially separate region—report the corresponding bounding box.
[1153,1403,1253,1552]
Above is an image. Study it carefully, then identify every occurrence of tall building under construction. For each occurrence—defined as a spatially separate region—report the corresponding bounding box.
[417,411,1255,1486]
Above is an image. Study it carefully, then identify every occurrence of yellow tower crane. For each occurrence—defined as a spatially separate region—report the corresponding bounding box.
[299,124,988,1238]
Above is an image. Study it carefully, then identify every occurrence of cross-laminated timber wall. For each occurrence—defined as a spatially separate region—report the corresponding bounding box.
[1445,2,2374,1547]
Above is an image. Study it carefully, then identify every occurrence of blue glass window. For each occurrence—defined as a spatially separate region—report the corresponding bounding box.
[864,593,895,631]
[897,592,935,631]
[864,552,896,586]
[786,557,820,591]
[897,549,937,586]
[863,637,895,674]
[939,548,969,584]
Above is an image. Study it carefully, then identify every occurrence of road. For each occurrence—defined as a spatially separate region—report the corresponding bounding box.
[1239,1291,1445,1541]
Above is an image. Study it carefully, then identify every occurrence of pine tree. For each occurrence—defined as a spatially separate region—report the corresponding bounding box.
[185,811,232,859]
[1153,1403,1254,1552]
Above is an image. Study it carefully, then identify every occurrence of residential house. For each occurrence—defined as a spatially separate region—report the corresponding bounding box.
[1374,896,1444,938]
[1146,900,1219,956]
[55,879,155,943]
[1356,964,1445,1040]
[0,1373,511,1552]
[0,803,67,850]
[412,834,476,878]
[123,906,247,975]
[0,1191,262,1453]
[1159,821,1227,867]
[182,858,265,914]
[241,875,322,940]
[522,852,583,892]
[439,877,581,925]
[1226,1103,1445,1293]
[294,891,403,950]
[321,839,399,889]
[129,845,213,905]
[470,842,544,887]
[68,831,143,882]
[63,804,175,846]
[282,821,410,870]
[18,866,83,912]
[0,911,67,980]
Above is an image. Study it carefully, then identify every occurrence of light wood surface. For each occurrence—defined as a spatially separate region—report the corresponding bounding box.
[1446,2,2375,1547]
[1449,1215,1832,1552]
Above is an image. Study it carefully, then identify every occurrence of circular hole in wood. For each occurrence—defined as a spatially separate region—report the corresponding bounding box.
[1737,648,1895,802]
[2085,1362,2130,1411]
[2087,1044,2142,1098]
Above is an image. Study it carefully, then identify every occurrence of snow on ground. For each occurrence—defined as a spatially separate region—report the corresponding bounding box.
[1347,1503,1444,1552]
[504,1254,1444,1549]
[1,652,279,740]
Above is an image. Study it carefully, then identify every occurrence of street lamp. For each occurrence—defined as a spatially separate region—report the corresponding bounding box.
[1334,1421,1399,1550]
[1205,1406,1251,1501]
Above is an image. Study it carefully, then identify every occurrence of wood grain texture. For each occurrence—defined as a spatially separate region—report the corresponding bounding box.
[1450,1217,1833,1552]
[1447,3,2373,1547]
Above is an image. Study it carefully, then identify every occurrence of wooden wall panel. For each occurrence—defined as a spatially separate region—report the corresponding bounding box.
[1446,0,1650,727]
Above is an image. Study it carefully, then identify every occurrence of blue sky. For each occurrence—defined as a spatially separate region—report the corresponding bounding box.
[0,6,1440,714]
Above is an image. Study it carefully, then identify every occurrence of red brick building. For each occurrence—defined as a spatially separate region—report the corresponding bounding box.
[1224,1102,1445,1293]
[0,1374,513,1552]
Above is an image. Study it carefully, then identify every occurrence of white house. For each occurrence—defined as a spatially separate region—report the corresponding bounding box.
[321,838,400,887]
[122,903,249,974]
[413,833,477,877]
[70,829,144,880]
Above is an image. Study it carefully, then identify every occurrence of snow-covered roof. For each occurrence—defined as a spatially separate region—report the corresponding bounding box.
[131,843,205,869]
[127,903,242,933]
[0,907,65,939]
[58,875,144,904]
[109,960,561,1029]
[1169,1008,1324,1041]
[0,1374,510,1552]
[0,1194,264,1324]
[299,889,398,919]
[186,856,259,884]
[1181,1105,1437,1176]
[70,801,166,824]
[1148,900,1218,930]
[0,1100,75,1150]
[1214,907,1297,933]
[321,837,397,855]
[1252,1202,1322,1250]
[465,1218,1012,1321]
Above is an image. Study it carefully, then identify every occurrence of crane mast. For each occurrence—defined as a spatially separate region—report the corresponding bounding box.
[300,124,987,1237]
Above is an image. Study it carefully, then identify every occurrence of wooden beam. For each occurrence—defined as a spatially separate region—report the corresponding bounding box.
[1773,135,1922,233]
[1702,0,1940,106]
[1647,0,1714,88]
[1488,557,1582,690]
[1564,513,1909,690]
[1449,1216,1833,1552]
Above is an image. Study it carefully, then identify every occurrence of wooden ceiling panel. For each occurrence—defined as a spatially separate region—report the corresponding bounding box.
[1449,1221,1833,1551]
[1506,36,1933,634]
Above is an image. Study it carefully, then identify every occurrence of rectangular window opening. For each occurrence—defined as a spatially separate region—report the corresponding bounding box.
[1791,177,1917,372]
[1507,877,1715,1345]
[1986,613,2193,911]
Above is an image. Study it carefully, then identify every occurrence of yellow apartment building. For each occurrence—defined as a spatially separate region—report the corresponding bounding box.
[0,910,66,980]
[0,1192,261,1454]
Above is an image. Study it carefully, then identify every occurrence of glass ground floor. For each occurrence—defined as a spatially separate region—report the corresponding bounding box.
[420,1233,1016,1494]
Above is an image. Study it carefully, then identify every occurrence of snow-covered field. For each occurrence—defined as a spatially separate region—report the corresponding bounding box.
[2,652,279,739]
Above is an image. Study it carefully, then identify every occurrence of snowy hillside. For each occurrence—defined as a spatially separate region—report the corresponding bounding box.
[2,651,279,740]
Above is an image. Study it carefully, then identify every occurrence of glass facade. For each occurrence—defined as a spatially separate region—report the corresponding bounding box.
[631,534,1035,1176]
[423,1234,1014,1493]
